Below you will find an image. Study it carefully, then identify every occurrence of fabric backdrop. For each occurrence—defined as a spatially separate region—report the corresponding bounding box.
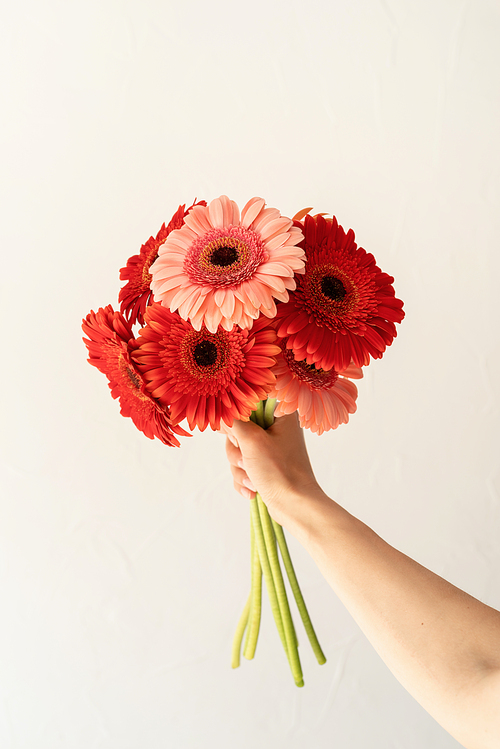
[1,1,499,746]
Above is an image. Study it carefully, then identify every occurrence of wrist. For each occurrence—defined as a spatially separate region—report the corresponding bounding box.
[271,484,343,547]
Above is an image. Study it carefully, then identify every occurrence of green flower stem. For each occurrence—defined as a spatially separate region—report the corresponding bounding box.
[251,400,265,426]
[249,497,287,655]
[231,593,251,669]
[243,510,262,660]
[263,398,277,428]
[243,514,256,655]
[257,495,304,687]
[236,398,320,687]
[271,518,327,665]
[252,399,304,685]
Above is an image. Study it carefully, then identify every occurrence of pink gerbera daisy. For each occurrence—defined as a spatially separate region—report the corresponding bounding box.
[269,341,363,434]
[119,200,206,326]
[82,305,189,446]
[149,195,305,334]
[133,304,281,432]
[275,213,405,372]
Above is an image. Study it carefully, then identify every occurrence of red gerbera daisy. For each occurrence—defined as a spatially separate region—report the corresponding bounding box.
[82,305,189,446]
[275,213,405,372]
[119,200,207,326]
[133,304,281,432]
[269,341,363,434]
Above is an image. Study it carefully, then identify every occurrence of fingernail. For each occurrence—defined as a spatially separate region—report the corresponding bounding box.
[237,459,245,469]
[242,488,255,500]
[242,478,256,492]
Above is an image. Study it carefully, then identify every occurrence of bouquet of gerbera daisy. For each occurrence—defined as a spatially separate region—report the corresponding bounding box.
[83,195,404,687]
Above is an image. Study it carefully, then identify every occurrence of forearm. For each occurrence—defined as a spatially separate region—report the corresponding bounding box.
[226,417,500,746]
[283,489,500,748]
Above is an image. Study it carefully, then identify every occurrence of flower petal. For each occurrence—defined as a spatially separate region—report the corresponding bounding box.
[241,197,266,228]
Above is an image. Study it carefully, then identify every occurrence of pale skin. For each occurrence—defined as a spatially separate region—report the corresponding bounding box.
[226,413,500,749]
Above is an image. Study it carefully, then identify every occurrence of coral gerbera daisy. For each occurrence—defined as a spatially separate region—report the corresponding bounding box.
[119,200,206,326]
[275,213,405,372]
[82,305,189,446]
[269,342,363,434]
[149,195,305,334]
[133,303,281,432]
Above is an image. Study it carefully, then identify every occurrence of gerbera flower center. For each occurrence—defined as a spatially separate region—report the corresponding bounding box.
[193,340,218,367]
[141,253,158,284]
[282,345,338,390]
[118,352,150,403]
[292,262,364,332]
[210,245,239,267]
[181,332,229,379]
[173,326,247,397]
[184,226,267,288]
[321,275,346,301]
[126,365,142,389]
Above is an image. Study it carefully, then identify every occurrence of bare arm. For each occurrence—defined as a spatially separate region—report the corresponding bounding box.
[226,414,500,749]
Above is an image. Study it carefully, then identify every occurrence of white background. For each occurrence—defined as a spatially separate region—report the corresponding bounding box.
[1,0,499,747]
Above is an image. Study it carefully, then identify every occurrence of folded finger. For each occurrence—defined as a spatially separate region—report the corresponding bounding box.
[225,436,242,466]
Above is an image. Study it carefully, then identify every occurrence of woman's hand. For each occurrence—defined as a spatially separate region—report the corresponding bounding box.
[226,413,500,749]
[225,412,324,526]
